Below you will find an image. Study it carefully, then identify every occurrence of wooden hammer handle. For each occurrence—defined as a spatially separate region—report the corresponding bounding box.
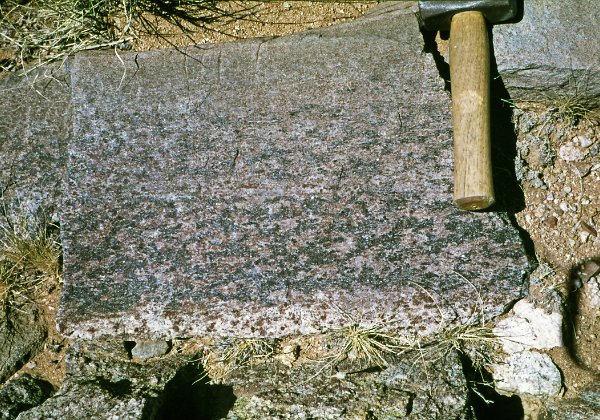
[449,11,495,210]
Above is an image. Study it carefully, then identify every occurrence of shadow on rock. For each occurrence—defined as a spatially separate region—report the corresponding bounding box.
[459,353,524,419]
[144,362,236,420]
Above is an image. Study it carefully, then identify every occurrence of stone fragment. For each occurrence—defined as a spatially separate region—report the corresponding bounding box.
[493,300,563,354]
[573,135,593,148]
[0,374,55,419]
[542,382,600,420]
[17,340,207,419]
[558,143,586,162]
[491,351,563,397]
[130,340,170,360]
[226,347,469,419]
[0,300,47,383]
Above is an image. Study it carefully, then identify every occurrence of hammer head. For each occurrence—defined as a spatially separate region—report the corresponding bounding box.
[418,0,518,31]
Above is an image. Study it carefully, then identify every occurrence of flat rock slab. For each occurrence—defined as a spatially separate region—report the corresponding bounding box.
[59,5,529,339]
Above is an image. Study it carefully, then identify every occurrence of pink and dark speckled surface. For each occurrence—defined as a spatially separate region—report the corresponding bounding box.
[58,6,529,339]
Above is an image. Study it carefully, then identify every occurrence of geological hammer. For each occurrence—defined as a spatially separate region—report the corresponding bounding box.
[418,0,518,210]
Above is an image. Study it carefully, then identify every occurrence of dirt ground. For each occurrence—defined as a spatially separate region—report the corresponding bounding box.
[512,104,600,396]
[6,1,600,415]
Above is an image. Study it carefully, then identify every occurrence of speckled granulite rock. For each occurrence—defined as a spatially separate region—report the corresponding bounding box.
[541,382,600,420]
[58,4,530,339]
[0,374,55,419]
[0,67,70,218]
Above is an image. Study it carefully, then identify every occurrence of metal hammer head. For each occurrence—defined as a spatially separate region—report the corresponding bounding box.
[418,0,518,31]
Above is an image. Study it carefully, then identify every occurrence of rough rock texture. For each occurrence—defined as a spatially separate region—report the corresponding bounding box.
[224,347,469,419]
[16,340,200,419]
[130,340,171,360]
[491,351,563,397]
[493,299,563,353]
[0,374,55,420]
[58,2,529,340]
[0,68,70,219]
[542,382,600,420]
[0,300,47,384]
[493,0,600,103]
[18,338,471,419]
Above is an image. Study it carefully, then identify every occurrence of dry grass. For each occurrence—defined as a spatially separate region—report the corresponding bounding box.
[0,0,257,73]
[199,337,280,381]
[0,259,41,315]
[0,213,62,318]
[194,276,503,392]
[551,96,595,127]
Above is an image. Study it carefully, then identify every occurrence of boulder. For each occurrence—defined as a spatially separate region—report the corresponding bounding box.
[493,0,600,103]
[0,374,54,420]
[58,2,529,340]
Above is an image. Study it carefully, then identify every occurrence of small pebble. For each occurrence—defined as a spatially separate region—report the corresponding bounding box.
[25,362,37,369]
[574,135,593,148]
[131,340,170,360]
[558,143,586,162]
[564,186,571,194]
[544,216,558,228]
[580,231,590,243]
[559,202,569,213]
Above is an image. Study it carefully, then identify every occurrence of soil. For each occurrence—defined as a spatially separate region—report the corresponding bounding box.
[512,104,600,396]
[4,1,600,416]
[129,2,377,51]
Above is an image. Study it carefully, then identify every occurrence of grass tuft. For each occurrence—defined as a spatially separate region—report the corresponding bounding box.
[551,96,593,127]
[0,212,62,319]
[0,216,62,281]
[198,337,280,382]
[0,259,41,316]
[0,0,256,73]
[329,322,414,368]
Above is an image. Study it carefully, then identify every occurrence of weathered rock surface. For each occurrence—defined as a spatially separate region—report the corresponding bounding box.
[225,347,470,419]
[493,299,563,353]
[0,69,70,219]
[542,382,600,420]
[494,0,600,103]
[16,340,203,419]
[0,374,55,420]
[491,351,563,397]
[0,300,47,384]
[1,0,598,417]
[17,338,474,419]
[58,2,528,340]
[130,340,171,360]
